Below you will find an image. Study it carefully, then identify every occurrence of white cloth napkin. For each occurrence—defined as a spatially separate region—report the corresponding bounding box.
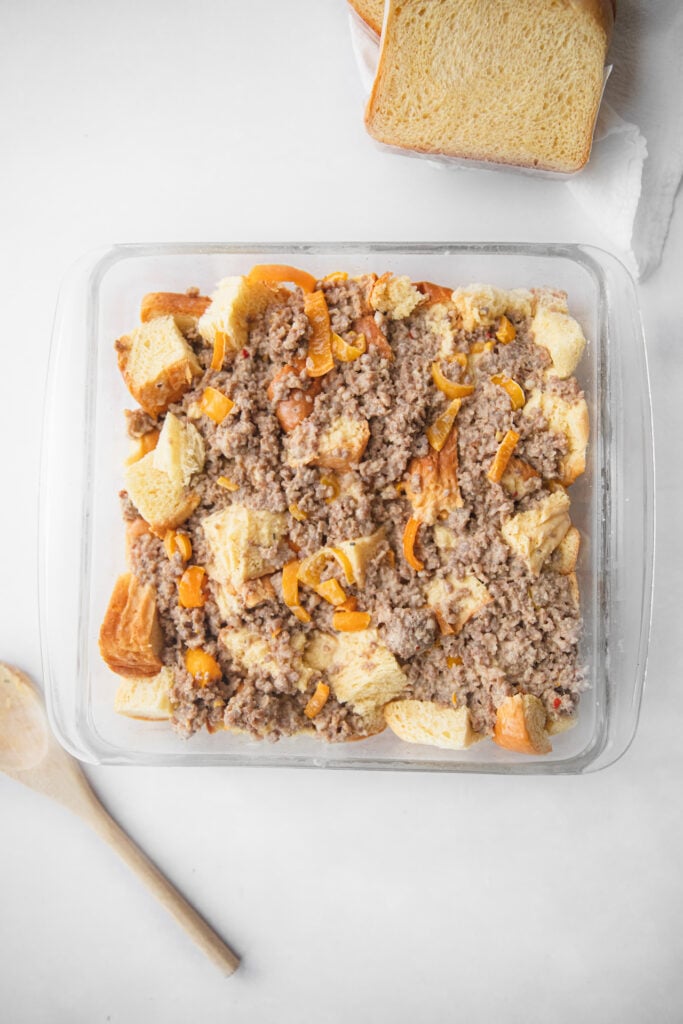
[350,1,683,280]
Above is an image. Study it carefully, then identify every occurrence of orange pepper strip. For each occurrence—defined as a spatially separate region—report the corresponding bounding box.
[282,560,311,624]
[178,566,207,608]
[247,264,317,293]
[447,655,463,668]
[495,316,516,344]
[211,330,227,371]
[164,530,192,561]
[431,361,475,400]
[316,578,347,606]
[426,399,462,452]
[337,596,358,613]
[185,648,222,686]
[403,517,425,572]
[332,331,366,362]
[322,271,348,284]
[199,387,235,423]
[332,610,372,632]
[487,429,521,484]
[217,476,239,492]
[303,290,335,378]
[298,547,355,588]
[490,374,525,411]
[304,682,330,719]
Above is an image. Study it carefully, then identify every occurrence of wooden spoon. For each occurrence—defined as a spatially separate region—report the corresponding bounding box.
[0,662,240,976]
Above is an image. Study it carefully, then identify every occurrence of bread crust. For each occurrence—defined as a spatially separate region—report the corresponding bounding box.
[99,573,163,678]
[347,0,384,35]
[140,292,210,330]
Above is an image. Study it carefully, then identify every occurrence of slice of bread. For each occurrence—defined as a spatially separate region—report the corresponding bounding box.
[140,292,210,333]
[365,0,614,173]
[384,699,481,750]
[348,0,384,35]
[99,573,163,678]
[116,316,202,418]
[124,449,201,534]
[493,693,552,754]
[114,667,175,720]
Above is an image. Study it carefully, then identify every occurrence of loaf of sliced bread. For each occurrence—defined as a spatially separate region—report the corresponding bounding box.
[365,0,614,173]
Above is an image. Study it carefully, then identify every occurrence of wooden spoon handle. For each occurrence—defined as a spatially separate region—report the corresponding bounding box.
[89,804,240,975]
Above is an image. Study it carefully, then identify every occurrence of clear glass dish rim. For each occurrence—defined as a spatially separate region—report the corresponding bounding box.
[39,240,656,774]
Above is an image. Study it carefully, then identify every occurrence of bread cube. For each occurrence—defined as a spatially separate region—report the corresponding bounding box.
[548,525,581,575]
[336,527,386,587]
[202,505,289,590]
[370,274,426,319]
[114,666,174,720]
[115,316,202,417]
[140,292,210,332]
[425,573,493,635]
[197,275,277,353]
[524,389,589,485]
[124,450,200,534]
[451,285,534,331]
[493,693,552,755]
[531,307,587,378]
[501,491,571,575]
[99,573,163,678]
[152,412,205,489]
[305,628,407,716]
[384,700,482,750]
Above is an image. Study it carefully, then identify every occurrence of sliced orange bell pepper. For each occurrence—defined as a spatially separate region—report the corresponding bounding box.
[487,429,521,484]
[282,560,311,624]
[185,648,222,685]
[303,290,335,378]
[247,264,317,293]
[178,565,207,608]
[304,681,330,719]
[332,610,372,632]
[403,517,425,572]
[490,374,525,410]
[211,330,227,371]
[426,399,462,452]
[199,386,235,423]
[431,361,475,400]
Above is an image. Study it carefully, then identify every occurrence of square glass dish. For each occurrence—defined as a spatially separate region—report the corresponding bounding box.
[40,243,654,772]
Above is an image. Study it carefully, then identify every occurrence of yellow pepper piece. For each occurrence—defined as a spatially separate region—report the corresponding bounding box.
[426,399,462,452]
[199,387,235,424]
[431,361,475,400]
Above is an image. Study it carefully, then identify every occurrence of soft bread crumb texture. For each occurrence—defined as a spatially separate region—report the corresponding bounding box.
[114,667,175,720]
[365,0,612,172]
[384,699,482,750]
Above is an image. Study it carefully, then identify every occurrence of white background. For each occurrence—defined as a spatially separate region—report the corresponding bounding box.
[2,1,682,1021]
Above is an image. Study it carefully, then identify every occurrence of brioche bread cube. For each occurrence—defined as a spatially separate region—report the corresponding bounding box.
[305,628,406,717]
[315,416,371,471]
[524,389,589,486]
[335,527,386,587]
[365,0,614,173]
[384,700,482,750]
[548,525,581,576]
[493,693,552,755]
[425,573,493,636]
[531,307,587,378]
[140,292,210,333]
[99,573,163,678]
[124,450,200,535]
[197,275,277,353]
[501,491,571,576]
[451,285,534,332]
[202,505,289,590]
[370,274,425,320]
[152,412,205,490]
[115,316,201,418]
[114,666,174,720]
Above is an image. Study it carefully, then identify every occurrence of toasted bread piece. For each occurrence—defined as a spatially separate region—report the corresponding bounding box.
[202,505,289,589]
[384,699,482,750]
[433,524,457,550]
[370,274,425,320]
[451,284,534,331]
[305,628,406,717]
[365,0,613,173]
[493,693,552,755]
[548,525,581,575]
[124,450,200,535]
[546,714,578,736]
[197,275,278,353]
[151,412,205,490]
[524,389,589,486]
[501,456,541,500]
[336,527,386,587]
[531,307,587,378]
[316,416,371,471]
[501,491,571,575]
[348,0,384,34]
[99,573,163,678]
[115,316,202,418]
[425,573,493,636]
[114,666,174,720]
[405,426,463,524]
[140,292,210,333]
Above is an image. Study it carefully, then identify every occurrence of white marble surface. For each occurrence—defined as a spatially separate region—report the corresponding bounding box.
[1,1,681,1021]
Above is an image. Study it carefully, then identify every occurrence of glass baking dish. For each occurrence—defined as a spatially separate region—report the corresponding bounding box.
[39,242,654,772]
